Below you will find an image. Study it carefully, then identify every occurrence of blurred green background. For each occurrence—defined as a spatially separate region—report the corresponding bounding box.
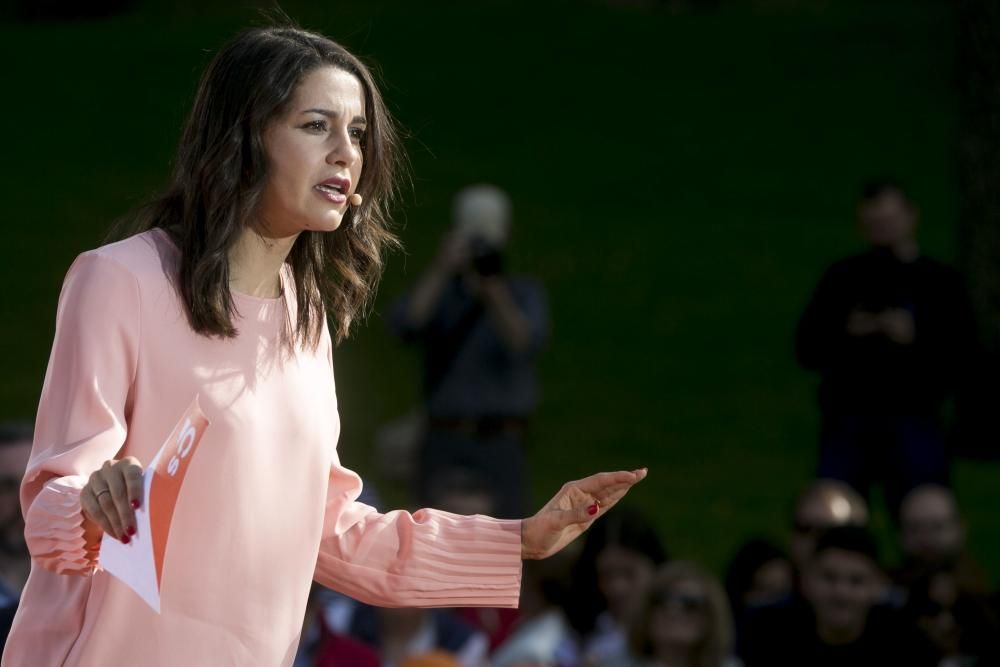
[1,0,995,578]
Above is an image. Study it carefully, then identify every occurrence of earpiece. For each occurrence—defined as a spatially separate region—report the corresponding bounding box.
[349,193,363,206]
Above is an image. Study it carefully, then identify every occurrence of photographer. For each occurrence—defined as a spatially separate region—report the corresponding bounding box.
[389,184,549,519]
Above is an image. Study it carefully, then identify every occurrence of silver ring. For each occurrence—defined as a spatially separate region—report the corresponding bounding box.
[94,489,112,499]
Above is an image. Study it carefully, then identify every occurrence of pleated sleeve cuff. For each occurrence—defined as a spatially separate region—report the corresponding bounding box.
[24,476,99,575]
[316,507,523,609]
[403,511,522,607]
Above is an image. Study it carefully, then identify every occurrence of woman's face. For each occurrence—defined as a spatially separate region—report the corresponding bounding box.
[596,544,657,621]
[745,558,794,607]
[258,66,366,236]
[648,579,709,650]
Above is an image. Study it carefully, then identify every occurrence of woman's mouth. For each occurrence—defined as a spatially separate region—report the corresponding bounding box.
[314,183,347,205]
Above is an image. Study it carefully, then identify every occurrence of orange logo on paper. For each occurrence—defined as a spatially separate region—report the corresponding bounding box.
[149,406,209,588]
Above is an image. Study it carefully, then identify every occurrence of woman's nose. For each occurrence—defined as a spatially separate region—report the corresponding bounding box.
[327,133,360,167]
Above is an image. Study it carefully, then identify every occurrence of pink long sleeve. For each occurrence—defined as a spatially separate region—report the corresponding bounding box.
[22,251,140,574]
[314,461,523,608]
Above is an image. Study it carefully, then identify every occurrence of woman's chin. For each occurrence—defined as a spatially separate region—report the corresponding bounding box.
[308,211,345,233]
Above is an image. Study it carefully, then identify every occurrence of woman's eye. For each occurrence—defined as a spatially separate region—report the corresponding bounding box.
[349,127,366,142]
[303,120,327,133]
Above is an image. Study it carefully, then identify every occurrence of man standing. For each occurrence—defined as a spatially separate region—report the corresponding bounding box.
[796,181,976,514]
[389,184,549,519]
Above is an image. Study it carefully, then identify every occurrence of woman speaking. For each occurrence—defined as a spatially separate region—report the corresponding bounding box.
[1,24,646,666]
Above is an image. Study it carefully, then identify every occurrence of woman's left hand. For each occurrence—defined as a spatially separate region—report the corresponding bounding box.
[521,468,648,560]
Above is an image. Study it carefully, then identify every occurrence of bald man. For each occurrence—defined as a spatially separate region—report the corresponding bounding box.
[790,479,870,573]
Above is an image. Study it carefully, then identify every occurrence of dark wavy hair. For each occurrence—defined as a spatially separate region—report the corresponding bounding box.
[566,506,669,636]
[121,25,404,347]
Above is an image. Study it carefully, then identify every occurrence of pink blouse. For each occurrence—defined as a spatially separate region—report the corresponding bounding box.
[2,229,522,666]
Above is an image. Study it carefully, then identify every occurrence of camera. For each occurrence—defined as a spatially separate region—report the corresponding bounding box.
[468,236,504,276]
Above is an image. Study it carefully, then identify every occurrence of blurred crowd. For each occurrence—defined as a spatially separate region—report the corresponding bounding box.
[288,479,998,667]
[1,181,996,665]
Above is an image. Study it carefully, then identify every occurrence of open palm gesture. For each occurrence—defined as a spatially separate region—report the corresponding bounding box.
[521,468,648,560]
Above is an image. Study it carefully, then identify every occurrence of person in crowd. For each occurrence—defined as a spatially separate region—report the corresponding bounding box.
[388,184,549,519]
[723,538,793,624]
[0,425,32,650]
[788,479,869,576]
[610,561,741,667]
[318,475,493,667]
[399,653,462,667]
[795,180,976,515]
[294,584,380,667]
[904,567,1000,667]
[491,552,579,667]
[2,25,646,666]
[344,604,489,667]
[896,484,991,594]
[568,507,669,666]
[740,526,931,666]
[422,466,524,652]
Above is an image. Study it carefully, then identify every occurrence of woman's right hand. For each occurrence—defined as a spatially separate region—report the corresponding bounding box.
[81,457,144,543]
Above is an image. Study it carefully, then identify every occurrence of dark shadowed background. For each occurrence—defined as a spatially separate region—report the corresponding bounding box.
[1,0,995,578]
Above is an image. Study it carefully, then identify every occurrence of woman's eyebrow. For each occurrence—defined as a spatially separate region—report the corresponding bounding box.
[301,108,367,125]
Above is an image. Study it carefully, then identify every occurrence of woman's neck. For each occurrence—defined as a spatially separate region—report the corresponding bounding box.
[228,228,298,297]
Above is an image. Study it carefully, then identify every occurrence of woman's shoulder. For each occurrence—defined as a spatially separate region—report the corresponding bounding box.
[73,228,176,288]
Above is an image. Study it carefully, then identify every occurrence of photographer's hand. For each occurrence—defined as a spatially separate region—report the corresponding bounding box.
[405,233,471,330]
[433,232,471,275]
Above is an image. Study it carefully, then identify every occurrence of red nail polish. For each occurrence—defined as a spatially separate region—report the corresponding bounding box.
[127,525,136,536]
[121,534,131,544]
[131,499,141,510]
[587,504,599,516]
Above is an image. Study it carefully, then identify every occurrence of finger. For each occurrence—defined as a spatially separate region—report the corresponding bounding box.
[91,485,123,539]
[121,457,144,512]
[592,482,635,505]
[594,470,647,500]
[94,467,125,540]
[550,505,596,528]
[80,488,110,536]
[574,469,646,496]
[573,471,634,492]
[594,490,631,514]
[106,468,135,540]
[84,470,117,536]
[592,478,649,511]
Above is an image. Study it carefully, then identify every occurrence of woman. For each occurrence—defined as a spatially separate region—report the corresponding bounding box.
[723,538,793,623]
[570,506,667,666]
[2,26,645,666]
[610,562,740,667]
